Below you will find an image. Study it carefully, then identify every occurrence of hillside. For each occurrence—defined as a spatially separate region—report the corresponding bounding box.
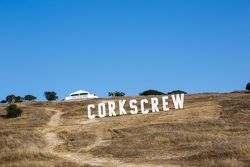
[0,93,250,167]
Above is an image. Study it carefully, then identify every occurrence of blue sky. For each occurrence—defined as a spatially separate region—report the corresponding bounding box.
[0,0,249,100]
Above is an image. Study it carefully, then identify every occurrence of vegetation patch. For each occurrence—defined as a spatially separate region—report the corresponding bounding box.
[6,104,23,118]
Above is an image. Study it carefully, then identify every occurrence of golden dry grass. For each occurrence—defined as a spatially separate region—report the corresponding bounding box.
[0,93,250,167]
[0,105,81,167]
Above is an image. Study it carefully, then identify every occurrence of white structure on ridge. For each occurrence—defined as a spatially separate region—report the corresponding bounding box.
[65,90,98,101]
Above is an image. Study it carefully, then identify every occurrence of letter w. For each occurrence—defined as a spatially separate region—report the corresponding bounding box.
[171,94,185,109]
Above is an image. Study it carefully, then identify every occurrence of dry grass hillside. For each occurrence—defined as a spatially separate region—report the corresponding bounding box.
[0,93,250,167]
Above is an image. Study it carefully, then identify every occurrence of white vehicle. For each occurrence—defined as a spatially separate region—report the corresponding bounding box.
[65,90,98,101]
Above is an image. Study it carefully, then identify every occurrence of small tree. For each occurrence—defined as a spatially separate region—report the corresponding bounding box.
[6,104,23,118]
[24,95,37,102]
[108,92,114,97]
[139,90,165,96]
[246,83,250,91]
[167,90,187,95]
[108,91,125,97]
[5,95,23,103]
[0,100,7,103]
[44,91,58,101]
[6,95,16,103]
[15,96,24,103]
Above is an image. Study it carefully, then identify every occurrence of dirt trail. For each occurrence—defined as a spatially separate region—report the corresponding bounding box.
[43,108,64,153]
[42,108,107,166]
[42,108,158,167]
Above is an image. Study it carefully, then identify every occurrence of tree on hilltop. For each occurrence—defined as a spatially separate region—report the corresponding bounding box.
[44,91,58,101]
[167,90,187,95]
[108,91,125,97]
[139,90,165,96]
[24,95,37,102]
[6,95,24,103]
[246,83,250,91]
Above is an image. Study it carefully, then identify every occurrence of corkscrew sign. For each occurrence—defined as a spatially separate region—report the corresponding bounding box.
[87,94,185,119]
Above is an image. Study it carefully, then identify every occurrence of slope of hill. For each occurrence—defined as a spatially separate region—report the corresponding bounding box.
[0,93,250,167]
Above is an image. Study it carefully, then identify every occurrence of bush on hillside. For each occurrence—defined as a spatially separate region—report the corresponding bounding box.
[6,104,23,118]
[108,91,125,97]
[167,90,187,95]
[44,91,58,101]
[139,90,165,96]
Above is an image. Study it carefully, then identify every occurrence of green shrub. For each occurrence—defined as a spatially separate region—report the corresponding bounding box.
[24,95,37,101]
[44,91,58,101]
[246,83,250,91]
[6,104,23,118]
[139,90,165,96]
[0,100,6,103]
[167,90,187,95]
[5,95,24,103]
[15,96,24,103]
[6,95,16,103]
[108,91,125,97]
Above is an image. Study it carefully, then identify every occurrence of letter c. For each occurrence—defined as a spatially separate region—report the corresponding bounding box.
[141,99,149,114]
[87,104,96,119]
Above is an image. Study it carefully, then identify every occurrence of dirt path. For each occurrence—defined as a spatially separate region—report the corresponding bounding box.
[43,108,108,166]
[43,109,64,153]
[42,108,157,167]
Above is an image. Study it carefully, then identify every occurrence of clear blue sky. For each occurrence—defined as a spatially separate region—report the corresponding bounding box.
[0,0,249,100]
